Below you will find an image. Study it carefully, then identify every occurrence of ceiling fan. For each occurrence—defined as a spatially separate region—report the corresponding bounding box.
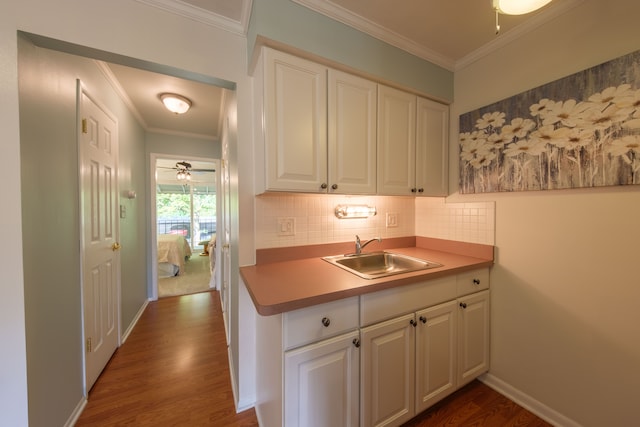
[157,161,216,182]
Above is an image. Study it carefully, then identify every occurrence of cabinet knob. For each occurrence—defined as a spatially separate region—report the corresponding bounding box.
[411,188,417,193]
[321,317,331,327]
[352,338,361,348]
[419,316,427,324]
[331,184,338,190]
[418,188,424,193]
[473,278,481,285]
[459,302,467,309]
[410,319,417,327]
[320,183,328,189]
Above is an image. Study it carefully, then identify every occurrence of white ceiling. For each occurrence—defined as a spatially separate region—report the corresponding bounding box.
[110,0,582,138]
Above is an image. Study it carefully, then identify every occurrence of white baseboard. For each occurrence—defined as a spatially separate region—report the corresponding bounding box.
[121,299,150,344]
[480,373,582,427]
[64,396,87,427]
[227,346,255,414]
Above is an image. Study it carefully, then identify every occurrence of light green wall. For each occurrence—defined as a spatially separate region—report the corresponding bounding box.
[248,0,453,102]
[18,36,148,426]
[146,132,219,159]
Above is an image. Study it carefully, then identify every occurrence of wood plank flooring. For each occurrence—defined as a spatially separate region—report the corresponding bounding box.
[76,290,551,426]
[75,291,258,426]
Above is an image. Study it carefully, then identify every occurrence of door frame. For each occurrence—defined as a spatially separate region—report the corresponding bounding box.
[77,80,122,396]
[149,153,221,300]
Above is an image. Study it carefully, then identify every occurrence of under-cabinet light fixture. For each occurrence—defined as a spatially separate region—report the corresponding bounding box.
[335,204,377,219]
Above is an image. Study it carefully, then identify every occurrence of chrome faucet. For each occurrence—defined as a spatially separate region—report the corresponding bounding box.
[355,235,382,255]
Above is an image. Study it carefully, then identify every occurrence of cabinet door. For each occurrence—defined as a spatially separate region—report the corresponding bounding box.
[377,85,416,195]
[416,97,449,196]
[415,300,457,414]
[284,330,360,427]
[328,69,377,194]
[264,48,327,192]
[361,313,415,427]
[457,290,490,387]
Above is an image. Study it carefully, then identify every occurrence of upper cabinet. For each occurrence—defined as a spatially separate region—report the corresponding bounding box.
[328,69,377,194]
[257,47,447,196]
[262,48,328,193]
[378,85,449,196]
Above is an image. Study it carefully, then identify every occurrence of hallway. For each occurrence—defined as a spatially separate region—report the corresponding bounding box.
[76,291,258,426]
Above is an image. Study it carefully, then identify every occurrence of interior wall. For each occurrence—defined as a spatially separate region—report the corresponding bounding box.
[2,0,254,424]
[450,0,640,425]
[17,37,148,426]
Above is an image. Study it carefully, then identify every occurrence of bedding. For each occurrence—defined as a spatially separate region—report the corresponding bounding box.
[158,234,192,277]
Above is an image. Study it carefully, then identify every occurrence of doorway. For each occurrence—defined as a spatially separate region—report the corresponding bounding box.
[153,156,220,298]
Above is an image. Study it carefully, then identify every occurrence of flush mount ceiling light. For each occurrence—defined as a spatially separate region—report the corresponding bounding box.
[492,0,553,15]
[160,93,192,114]
[492,0,553,34]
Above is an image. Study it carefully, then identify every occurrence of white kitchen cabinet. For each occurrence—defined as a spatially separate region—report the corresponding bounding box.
[263,48,328,192]
[457,289,490,387]
[284,330,360,427]
[377,85,416,195]
[416,97,449,196]
[377,84,449,196]
[260,48,377,194]
[415,300,457,413]
[328,69,377,194]
[361,313,415,427]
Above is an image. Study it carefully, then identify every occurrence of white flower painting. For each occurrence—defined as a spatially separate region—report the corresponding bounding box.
[459,50,640,193]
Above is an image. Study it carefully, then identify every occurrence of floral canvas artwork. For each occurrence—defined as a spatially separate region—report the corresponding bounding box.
[459,49,640,193]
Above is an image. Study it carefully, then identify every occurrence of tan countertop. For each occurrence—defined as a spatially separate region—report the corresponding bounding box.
[240,237,494,316]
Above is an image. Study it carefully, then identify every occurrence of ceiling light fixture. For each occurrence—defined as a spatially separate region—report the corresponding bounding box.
[492,0,553,34]
[175,161,192,181]
[160,93,192,114]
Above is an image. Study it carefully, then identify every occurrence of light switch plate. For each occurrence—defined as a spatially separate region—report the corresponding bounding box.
[277,217,295,236]
[386,212,398,228]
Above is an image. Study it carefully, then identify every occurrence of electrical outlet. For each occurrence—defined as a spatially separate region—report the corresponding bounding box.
[386,212,398,228]
[277,217,295,236]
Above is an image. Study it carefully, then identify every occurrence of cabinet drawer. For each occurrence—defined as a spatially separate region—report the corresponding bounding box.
[360,276,456,326]
[284,296,359,350]
[456,268,489,296]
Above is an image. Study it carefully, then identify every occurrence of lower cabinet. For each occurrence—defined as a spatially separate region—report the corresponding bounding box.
[257,270,490,427]
[284,330,361,427]
[360,301,458,427]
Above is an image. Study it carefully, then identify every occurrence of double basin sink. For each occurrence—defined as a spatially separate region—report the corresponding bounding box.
[323,251,442,280]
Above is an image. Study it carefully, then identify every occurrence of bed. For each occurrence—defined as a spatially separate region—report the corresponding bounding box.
[157,234,192,277]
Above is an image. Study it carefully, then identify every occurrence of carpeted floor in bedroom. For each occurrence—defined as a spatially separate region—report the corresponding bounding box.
[158,253,212,298]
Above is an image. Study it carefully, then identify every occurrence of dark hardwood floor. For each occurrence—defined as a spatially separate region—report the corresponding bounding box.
[76,290,551,427]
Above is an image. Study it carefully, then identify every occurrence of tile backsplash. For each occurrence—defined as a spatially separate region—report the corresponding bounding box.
[415,198,495,245]
[255,193,495,249]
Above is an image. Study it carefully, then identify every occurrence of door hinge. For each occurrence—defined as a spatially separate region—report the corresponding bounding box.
[86,337,92,353]
[82,118,88,134]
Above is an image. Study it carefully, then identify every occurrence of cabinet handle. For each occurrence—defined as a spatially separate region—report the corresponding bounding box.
[331,184,338,190]
[321,317,330,327]
[352,338,361,348]
[419,316,427,324]
[473,278,481,285]
[410,319,417,327]
[459,302,467,309]
[320,183,328,189]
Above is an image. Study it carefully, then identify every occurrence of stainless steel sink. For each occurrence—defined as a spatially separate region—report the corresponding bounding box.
[322,251,442,280]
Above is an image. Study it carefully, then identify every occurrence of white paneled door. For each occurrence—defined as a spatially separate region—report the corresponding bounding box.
[78,83,120,392]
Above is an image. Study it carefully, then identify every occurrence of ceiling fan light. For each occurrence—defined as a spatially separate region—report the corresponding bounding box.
[160,93,192,114]
[493,0,553,15]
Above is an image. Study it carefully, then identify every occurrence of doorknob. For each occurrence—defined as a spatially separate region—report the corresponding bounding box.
[112,242,121,251]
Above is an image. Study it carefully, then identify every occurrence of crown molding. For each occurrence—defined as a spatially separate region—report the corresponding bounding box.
[291,0,455,70]
[293,0,583,72]
[135,0,252,35]
[455,0,584,70]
